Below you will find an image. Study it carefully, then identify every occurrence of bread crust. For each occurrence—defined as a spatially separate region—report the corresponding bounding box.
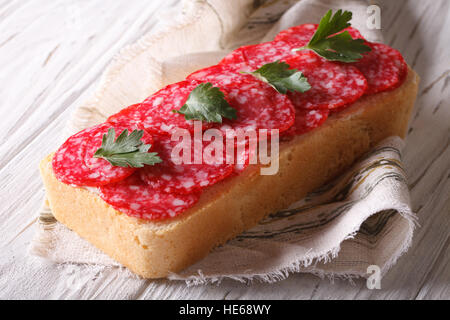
[40,68,419,278]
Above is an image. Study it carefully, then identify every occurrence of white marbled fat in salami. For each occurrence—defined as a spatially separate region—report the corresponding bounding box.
[107,103,144,127]
[187,64,295,133]
[284,51,367,110]
[139,80,213,136]
[140,134,233,194]
[52,122,153,187]
[274,24,364,47]
[219,25,364,71]
[352,42,408,95]
[274,24,407,95]
[98,172,201,220]
[282,108,329,137]
[218,41,294,70]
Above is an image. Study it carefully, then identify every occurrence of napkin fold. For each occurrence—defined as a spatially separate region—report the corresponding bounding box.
[31,0,417,284]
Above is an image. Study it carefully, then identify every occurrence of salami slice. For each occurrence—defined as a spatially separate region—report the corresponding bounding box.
[139,81,213,136]
[274,24,406,95]
[352,42,408,95]
[274,24,364,47]
[282,108,329,137]
[98,172,200,220]
[52,122,153,187]
[232,145,251,173]
[274,23,319,47]
[187,64,295,133]
[222,132,259,173]
[283,51,367,110]
[219,25,364,72]
[140,134,233,194]
[107,103,144,127]
[219,41,293,70]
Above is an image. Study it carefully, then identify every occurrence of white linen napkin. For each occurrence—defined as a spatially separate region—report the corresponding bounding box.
[30,0,417,284]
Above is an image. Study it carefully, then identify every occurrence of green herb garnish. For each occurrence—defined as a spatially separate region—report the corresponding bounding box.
[94,128,161,168]
[293,9,371,62]
[173,82,237,123]
[243,61,311,94]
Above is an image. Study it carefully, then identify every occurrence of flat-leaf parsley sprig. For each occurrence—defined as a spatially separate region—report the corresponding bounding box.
[94,128,161,168]
[242,61,311,94]
[173,82,237,123]
[293,9,371,63]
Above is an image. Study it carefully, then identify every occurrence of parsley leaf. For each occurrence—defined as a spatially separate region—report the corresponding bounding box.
[94,128,162,168]
[173,82,237,123]
[243,61,311,94]
[293,9,371,63]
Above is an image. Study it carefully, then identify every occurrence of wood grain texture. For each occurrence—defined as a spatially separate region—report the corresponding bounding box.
[0,0,448,300]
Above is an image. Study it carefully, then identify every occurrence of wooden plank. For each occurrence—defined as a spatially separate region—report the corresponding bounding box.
[0,0,185,300]
[415,231,450,300]
[350,0,450,300]
[0,0,176,170]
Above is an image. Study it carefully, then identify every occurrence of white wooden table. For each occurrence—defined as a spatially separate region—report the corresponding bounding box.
[0,0,448,300]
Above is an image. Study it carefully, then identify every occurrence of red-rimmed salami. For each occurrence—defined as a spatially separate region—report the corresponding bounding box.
[218,25,364,72]
[140,134,233,194]
[283,51,367,110]
[352,42,408,95]
[139,81,213,136]
[187,64,295,133]
[219,41,293,70]
[98,172,200,220]
[282,108,329,137]
[107,103,143,127]
[274,24,364,47]
[274,24,407,95]
[52,123,153,187]
[274,23,318,47]
[222,131,259,173]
